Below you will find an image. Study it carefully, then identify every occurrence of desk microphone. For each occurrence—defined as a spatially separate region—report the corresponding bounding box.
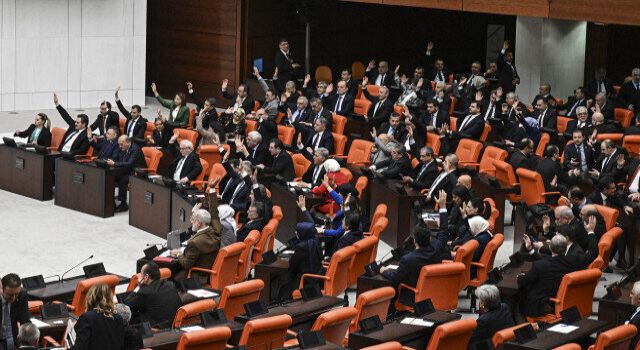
[60,255,94,282]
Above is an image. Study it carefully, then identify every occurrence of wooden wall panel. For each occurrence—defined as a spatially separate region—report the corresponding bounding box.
[384,0,462,11]
[550,0,640,26]
[463,0,548,17]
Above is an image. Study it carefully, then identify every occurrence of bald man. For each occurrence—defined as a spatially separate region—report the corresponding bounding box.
[106,135,146,212]
[456,174,476,198]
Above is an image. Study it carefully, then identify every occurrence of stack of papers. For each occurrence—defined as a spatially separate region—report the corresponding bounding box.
[401,317,434,327]
[30,318,50,328]
[181,325,204,333]
[187,289,219,298]
[386,265,399,270]
[160,247,185,257]
[547,323,578,334]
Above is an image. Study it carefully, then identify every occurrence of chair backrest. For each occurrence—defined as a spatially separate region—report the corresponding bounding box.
[277,125,295,145]
[355,176,368,199]
[252,219,278,267]
[492,322,537,349]
[174,128,199,146]
[144,121,156,139]
[590,324,637,350]
[596,133,624,145]
[188,108,196,129]
[245,119,257,135]
[455,139,483,164]
[351,61,365,80]
[173,299,216,328]
[197,145,225,170]
[126,268,172,292]
[589,232,616,271]
[426,319,477,350]
[119,117,127,134]
[239,314,293,350]
[362,342,403,350]
[471,234,504,285]
[207,163,227,191]
[218,279,264,320]
[448,96,456,116]
[536,133,551,158]
[369,217,388,240]
[176,326,232,350]
[272,205,283,222]
[593,204,619,231]
[349,236,379,286]
[426,133,442,156]
[366,85,380,97]
[623,135,640,156]
[50,127,66,149]
[613,85,621,95]
[479,146,509,176]
[208,242,245,290]
[339,167,353,182]
[557,116,573,133]
[70,275,120,316]
[191,159,209,189]
[141,147,163,174]
[453,240,479,290]
[415,262,465,311]
[292,153,311,179]
[554,268,602,318]
[492,160,518,202]
[449,117,458,131]
[615,108,634,128]
[516,168,546,206]
[371,204,388,228]
[332,132,347,156]
[323,246,357,296]
[311,307,358,345]
[479,123,491,142]
[352,287,396,332]
[332,114,347,135]
[315,65,333,83]
[483,198,500,232]
[346,139,374,165]
[355,99,372,116]
[237,230,261,282]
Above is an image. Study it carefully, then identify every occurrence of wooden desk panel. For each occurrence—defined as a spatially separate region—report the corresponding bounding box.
[269,184,325,243]
[0,145,59,200]
[369,179,423,247]
[502,319,608,350]
[171,191,196,231]
[129,176,172,238]
[254,258,290,305]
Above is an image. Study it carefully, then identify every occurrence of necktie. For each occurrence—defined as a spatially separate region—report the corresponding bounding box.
[636,82,640,91]
[380,74,385,86]
[459,115,473,131]
[230,181,244,203]
[568,100,580,116]
[313,166,321,184]
[538,110,546,127]
[63,130,78,145]
[485,104,494,120]
[336,96,344,112]
[418,163,427,178]
[312,133,319,150]
[579,145,587,172]
[373,101,382,116]
[602,155,609,172]
[174,158,186,180]
[127,120,135,136]
[438,72,444,82]
[3,302,13,350]
[252,147,257,159]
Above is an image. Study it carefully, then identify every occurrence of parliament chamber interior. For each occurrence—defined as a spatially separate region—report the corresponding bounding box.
[3,0,640,349]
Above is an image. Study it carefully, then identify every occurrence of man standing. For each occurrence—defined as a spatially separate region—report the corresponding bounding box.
[116,86,148,147]
[107,135,147,212]
[275,38,301,92]
[90,101,119,136]
[0,274,30,350]
[497,41,520,93]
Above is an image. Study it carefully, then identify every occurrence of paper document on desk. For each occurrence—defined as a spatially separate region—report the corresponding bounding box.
[401,317,434,327]
[188,289,219,298]
[386,264,399,270]
[547,323,578,334]
[181,325,204,333]
[160,247,184,257]
[281,250,295,255]
[30,318,49,328]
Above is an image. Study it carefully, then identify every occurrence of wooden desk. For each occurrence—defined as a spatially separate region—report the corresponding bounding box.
[598,284,636,327]
[155,148,175,177]
[171,191,196,231]
[348,320,435,350]
[254,258,290,305]
[129,176,172,238]
[356,273,394,297]
[35,316,74,340]
[0,145,59,200]
[269,183,325,243]
[513,206,528,254]
[143,320,244,350]
[235,296,345,332]
[284,344,344,350]
[502,319,608,350]
[369,179,423,247]
[54,159,127,217]
[496,262,532,297]
[343,118,372,153]
[26,274,129,303]
[472,173,514,235]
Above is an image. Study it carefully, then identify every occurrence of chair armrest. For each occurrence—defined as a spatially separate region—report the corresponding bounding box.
[187,267,216,278]
[47,147,57,150]
[333,155,348,159]
[398,283,418,294]
[549,297,560,304]
[470,262,485,268]
[363,232,372,236]
[294,177,302,181]
[541,191,561,197]
[442,259,454,263]
[298,274,329,288]
[350,161,371,166]
[137,168,156,175]
[190,180,207,185]
[287,329,298,337]
[52,300,74,311]
[459,162,480,168]
[42,336,61,348]
[420,189,429,195]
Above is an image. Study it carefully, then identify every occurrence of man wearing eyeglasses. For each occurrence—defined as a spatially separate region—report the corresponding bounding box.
[400,146,438,190]
[169,140,203,185]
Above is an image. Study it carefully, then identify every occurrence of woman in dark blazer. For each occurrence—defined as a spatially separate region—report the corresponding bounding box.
[14,113,52,146]
[279,222,323,300]
[70,284,124,350]
[151,82,190,128]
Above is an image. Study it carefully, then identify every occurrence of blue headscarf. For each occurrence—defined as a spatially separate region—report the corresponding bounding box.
[295,222,322,274]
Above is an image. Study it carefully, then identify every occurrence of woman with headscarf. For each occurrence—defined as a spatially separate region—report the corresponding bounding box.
[311,159,349,215]
[217,204,237,247]
[279,222,323,300]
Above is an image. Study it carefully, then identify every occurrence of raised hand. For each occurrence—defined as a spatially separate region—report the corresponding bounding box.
[187,81,193,91]
[221,79,229,91]
[326,83,334,94]
[542,215,551,232]
[475,90,483,102]
[496,87,503,99]
[503,40,510,50]
[273,67,279,79]
[617,153,625,167]
[362,76,369,86]
[297,195,306,210]
[53,93,59,106]
[150,83,158,95]
[367,60,376,71]
[297,132,302,147]
[115,85,120,99]
[584,215,597,232]
[252,66,260,78]
[304,74,311,85]
[417,78,424,89]
[523,234,532,250]
[394,65,400,75]
[426,41,434,52]
[436,190,447,209]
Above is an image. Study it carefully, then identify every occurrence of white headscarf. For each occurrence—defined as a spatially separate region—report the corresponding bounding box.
[218,205,237,233]
[323,159,341,173]
[468,216,491,237]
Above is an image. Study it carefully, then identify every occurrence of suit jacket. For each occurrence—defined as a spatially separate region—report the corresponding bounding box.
[117,99,148,146]
[509,151,536,179]
[594,148,622,179]
[408,160,439,190]
[497,52,519,93]
[90,111,120,136]
[565,234,598,269]
[334,230,364,253]
[588,190,630,210]
[427,171,457,198]
[559,97,587,118]
[236,219,265,242]
[615,158,640,191]
[69,310,124,350]
[1,290,30,342]
[456,114,485,139]
[257,117,278,143]
[378,122,409,145]
[618,80,640,109]
[238,142,270,166]
[327,93,354,116]
[591,102,615,123]
[14,124,52,146]
[365,71,394,87]
[625,125,640,136]
[585,78,613,99]
[382,210,449,305]
[222,91,255,113]
[308,108,334,131]
[421,91,452,115]
[114,143,146,173]
[535,158,563,192]
[91,139,120,160]
[123,279,182,327]
[376,155,413,180]
[275,50,296,85]
[531,94,557,107]
[532,108,558,132]
[517,255,575,317]
[283,107,313,127]
[301,131,334,157]
[263,150,295,181]
[302,163,326,187]
[56,105,90,155]
[123,326,144,350]
[220,164,252,212]
[363,89,394,127]
[169,152,203,181]
[565,120,593,138]
[151,127,172,148]
[563,142,595,170]
[468,303,515,347]
[629,311,640,350]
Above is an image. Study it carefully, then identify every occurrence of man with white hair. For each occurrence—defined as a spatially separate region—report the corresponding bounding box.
[16,323,39,350]
[169,140,203,184]
[236,131,269,166]
[362,80,394,128]
[590,92,615,123]
[626,281,640,349]
[564,106,592,139]
[468,285,514,346]
[301,148,328,187]
[171,177,223,282]
[619,68,640,113]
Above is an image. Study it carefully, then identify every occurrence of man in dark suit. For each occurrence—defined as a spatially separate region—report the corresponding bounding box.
[532,97,558,133]
[509,139,537,180]
[236,202,266,242]
[483,89,504,121]
[564,129,595,178]
[362,82,394,128]
[423,43,451,84]
[468,285,515,347]
[0,274,30,350]
[627,282,640,350]
[536,145,566,197]
[250,108,278,145]
[124,262,181,328]
[16,323,39,350]
[518,235,575,318]
[625,114,640,136]
[236,131,269,166]
[618,68,640,113]
[401,146,438,190]
[301,148,328,187]
[381,191,449,306]
[420,82,452,114]
[378,113,409,145]
[221,79,255,113]
[308,98,333,132]
[90,100,119,136]
[590,93,615,123]
[365,60,394,87]
[327,81,354,117]
[107,135,147,212]
[443,101,484,154]
[116,87,148,146]
[614,156,640,203]
[220,159,252,213]
[370,143,412,180]
[339,68,360,98]
[169,140,203,185]
[414,100,448,144]
[424,154,458,205]
[531,83,557,108]
[148,119,172,148]
[274,38,301,92]
[564,107,592,139]
[297,117,334,160]
[591,139,624,182]
[89,126,120,160]
[257,139,295,182]
[54,93,90,156]
[496,41,520,93]
[559,87,587,118]
[334,211,365,252]
[585,68,613,99]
